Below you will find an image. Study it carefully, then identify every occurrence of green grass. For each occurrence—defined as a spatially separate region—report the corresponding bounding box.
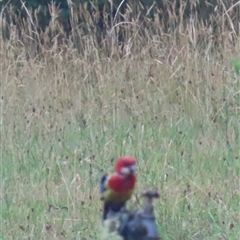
[1,4,240,239]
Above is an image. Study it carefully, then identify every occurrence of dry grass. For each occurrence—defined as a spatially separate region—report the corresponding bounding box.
[1,1,240,239]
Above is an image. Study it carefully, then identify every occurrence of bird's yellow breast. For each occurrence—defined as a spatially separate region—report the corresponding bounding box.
[102,188,133,202]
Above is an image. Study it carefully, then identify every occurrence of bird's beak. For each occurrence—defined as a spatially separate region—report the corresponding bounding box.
[129,164,136,173]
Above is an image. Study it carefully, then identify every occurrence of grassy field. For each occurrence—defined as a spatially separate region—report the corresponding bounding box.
[1,3,240,240]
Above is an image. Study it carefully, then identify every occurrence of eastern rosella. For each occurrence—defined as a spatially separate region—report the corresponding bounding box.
[100,156,137,220]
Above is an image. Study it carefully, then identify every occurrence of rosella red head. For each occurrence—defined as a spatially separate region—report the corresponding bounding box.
[114,156,136,175]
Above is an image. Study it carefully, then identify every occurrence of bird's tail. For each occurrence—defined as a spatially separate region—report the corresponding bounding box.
[103,201,125,220]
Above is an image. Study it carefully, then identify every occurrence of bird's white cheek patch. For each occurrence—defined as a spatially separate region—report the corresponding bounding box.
[121,167,131,175]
